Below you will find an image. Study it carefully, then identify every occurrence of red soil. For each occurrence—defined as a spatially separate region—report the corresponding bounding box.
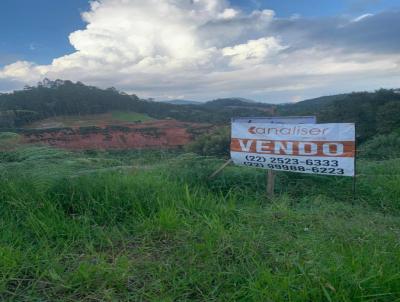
[22,120,212,150]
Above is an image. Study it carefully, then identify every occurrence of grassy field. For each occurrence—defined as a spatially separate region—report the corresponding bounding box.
[0,132,21,150]
[1,147,400,301]
[27,111,153,129]
[111,111,153,123]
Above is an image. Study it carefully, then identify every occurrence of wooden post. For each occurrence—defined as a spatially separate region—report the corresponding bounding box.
[352,135,357,204]
[267,170,275,199]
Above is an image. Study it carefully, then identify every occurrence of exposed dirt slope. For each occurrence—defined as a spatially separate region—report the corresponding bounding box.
[21,120,212,150]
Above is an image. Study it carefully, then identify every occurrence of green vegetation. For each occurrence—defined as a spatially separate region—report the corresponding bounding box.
[0,132,20,141]
[25,111,153,129]
[0,132,21,150]
[278,89,400,141]
[185,126,230,157]
[2,80,400,143]
[1,146,400,301]
[0,80,274,128]
[360,131,400,160]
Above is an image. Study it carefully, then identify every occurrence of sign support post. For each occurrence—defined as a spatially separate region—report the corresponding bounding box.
[267,170,275,199]
[209,159,232,179]
[352,136,357,203]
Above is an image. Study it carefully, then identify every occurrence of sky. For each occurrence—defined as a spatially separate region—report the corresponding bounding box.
[0,0,399,102]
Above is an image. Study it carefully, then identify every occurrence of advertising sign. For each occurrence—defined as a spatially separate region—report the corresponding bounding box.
[230,122,355,176]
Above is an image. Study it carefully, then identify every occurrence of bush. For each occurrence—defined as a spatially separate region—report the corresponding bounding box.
[185,126,230,157]
[360,131,400,160]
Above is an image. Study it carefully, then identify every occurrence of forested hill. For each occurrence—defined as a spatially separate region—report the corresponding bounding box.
[0,79,161,127]
[0,79,274,128]
[277,89,400,140]
[1,79,400,141]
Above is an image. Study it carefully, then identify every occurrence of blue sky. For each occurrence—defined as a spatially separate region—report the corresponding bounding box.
[235,0,400,16]
[1,0,399,102]
[0,0,89,66]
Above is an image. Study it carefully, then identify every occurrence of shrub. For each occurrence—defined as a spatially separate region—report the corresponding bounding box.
[360,130,400,160]
[185,126,230,157]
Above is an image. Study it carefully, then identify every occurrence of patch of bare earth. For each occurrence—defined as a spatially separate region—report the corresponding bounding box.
[21,120,212,150]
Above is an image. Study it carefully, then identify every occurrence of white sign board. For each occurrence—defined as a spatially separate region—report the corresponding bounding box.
[230,122,355,176]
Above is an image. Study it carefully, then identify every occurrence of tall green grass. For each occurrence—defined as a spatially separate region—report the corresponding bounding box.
[111,111,153,122]
[1,147,400,301]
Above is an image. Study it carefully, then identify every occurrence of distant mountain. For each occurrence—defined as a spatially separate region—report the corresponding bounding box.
[278,94,350,115]
[204,98,268,108]
[162,98,258,106]
[162,99,202,105]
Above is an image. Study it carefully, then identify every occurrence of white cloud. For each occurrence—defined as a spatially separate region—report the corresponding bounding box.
[0,61,46,82]
[352,13,374,22]
[218,8,239,19]
[1,0,399,102]
[222,37,287,66]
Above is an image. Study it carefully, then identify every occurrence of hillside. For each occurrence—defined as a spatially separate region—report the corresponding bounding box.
[278,94,349,114]
[19,120,212,150]
[278,90,400,140]
[0,79,274,128]
[1,80,400,143]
